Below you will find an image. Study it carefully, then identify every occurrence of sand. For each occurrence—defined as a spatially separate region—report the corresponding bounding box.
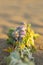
[0,0,43,65]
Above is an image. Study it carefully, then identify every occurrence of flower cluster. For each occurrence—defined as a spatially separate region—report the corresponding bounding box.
[12,25,26,42]
[6,23,39,65]
[7,23,39,52]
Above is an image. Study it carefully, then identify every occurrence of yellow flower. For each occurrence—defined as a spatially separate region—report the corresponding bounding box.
[25,43,31,47]
[33,34,40,39]
[19,44,25,50]
[30,30,34,36]
[29,38,34,46]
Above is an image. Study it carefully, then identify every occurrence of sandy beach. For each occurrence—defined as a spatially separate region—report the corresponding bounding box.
[0,0,43,65]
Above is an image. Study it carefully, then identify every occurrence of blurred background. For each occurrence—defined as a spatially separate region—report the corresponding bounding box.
[0,0,43,65]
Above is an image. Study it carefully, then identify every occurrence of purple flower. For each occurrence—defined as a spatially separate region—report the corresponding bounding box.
[16,25,26,31]
[20,31,26,35]
[12,24,27,41]
[20,26,26,31]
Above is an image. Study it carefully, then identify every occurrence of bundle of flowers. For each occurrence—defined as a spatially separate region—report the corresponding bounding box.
[6,23,39,65]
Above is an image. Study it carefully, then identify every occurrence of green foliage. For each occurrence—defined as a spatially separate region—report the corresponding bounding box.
[6,24,39,65]
[7,38,14,45]
[7,24,39,52]
[8,28,14,37]
[10,50,20,60]
[6,50,35,65]
[7,28,15,45]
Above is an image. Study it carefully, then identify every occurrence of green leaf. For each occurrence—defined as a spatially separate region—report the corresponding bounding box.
[7,38,14,45]
[10,50,20,60]
[8,28,14,37]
